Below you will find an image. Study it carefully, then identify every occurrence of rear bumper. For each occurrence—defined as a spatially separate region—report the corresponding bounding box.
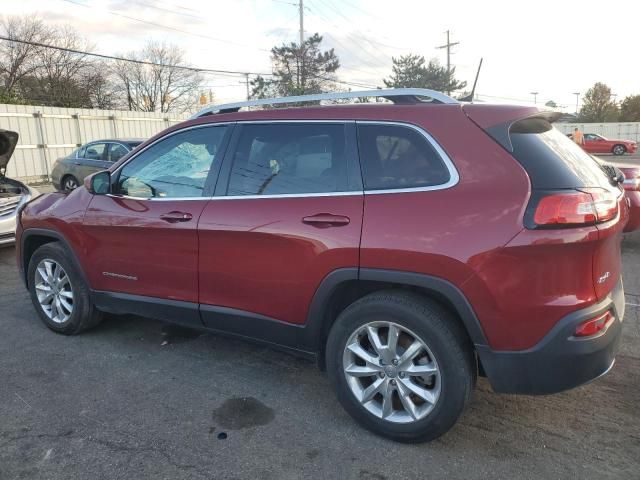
[477,277,624,394]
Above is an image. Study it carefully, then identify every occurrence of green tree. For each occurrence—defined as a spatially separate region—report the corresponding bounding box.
[250,33,339,99]
[619,95,640,122]
[578,82,619,122]
[383,54,466,94]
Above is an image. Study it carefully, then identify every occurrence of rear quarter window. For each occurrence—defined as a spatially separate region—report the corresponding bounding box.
[510,123,611,189]
[357,124,452,191]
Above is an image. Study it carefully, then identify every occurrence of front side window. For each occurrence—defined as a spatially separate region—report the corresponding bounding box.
[227,123,349,196]
[115,126,228,198]
[357,124,451,190]
[84,143,107,160]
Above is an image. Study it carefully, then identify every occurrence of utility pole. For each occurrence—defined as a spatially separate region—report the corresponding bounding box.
[436,30,459,95]
[530,91,539,104]
[299,0,304,47]
[572,92,580,115]
[244,73,250,101]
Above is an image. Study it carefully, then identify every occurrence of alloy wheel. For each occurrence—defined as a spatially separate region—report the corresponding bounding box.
[613,145,625,155]
[342,321,441,423]
[34,259,74,324]
[64,177,78,191]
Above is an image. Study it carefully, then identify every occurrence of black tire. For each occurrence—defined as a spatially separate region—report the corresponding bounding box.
[61,175,79,191]
[326,290,476,443]
[28,242,103,335]
[612,144,626,156]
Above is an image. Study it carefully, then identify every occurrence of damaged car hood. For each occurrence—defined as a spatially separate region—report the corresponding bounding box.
[0,129,19,178]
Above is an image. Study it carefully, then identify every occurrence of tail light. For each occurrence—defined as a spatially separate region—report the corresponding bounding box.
[532,188,618,228]
[574,311,614,337]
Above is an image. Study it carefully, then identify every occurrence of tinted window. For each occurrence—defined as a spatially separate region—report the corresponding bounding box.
[115,126,227,198]
[357,124,451,190]
[510,126,611,189]
[84,143,107,160]
[108,143,129,162]
[227,123,349,195]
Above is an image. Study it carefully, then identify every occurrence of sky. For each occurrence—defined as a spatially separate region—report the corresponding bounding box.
[3,0,640,110]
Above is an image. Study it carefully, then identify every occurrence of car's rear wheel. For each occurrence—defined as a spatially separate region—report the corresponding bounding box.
[612,144,626,156]
[28,242,103,334]
[62,175,79,191]
[326,291,476,443]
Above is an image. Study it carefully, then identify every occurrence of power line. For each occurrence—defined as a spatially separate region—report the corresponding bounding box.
[61,0,271,52]
[0,35,273,77]
[0,34,378,92]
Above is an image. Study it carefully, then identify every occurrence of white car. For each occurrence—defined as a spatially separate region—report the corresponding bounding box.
[0,129,39,246]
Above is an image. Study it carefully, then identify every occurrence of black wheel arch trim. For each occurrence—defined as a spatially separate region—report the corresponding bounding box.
[20,228,89,289]
[357,268,488,346]
[304,267,489,350]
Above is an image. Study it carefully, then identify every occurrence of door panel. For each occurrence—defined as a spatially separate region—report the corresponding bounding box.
[83,197,206,303]
[198,195,363,324]
[198,121,363,326]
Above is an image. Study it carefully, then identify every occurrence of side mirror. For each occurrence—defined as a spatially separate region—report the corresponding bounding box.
[85,170,111,195]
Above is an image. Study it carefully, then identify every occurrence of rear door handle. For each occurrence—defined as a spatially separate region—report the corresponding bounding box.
[160,211,193,223]
[302,213,350,227]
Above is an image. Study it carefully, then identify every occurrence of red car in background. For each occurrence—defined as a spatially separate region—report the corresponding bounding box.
[613,162,640,232]
[582,133,637,156]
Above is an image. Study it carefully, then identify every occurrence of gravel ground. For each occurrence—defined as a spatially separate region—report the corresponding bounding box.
[0,225,639,480]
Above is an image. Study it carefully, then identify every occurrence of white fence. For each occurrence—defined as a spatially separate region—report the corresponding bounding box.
[555,122,640,143]
[0,104,190,182]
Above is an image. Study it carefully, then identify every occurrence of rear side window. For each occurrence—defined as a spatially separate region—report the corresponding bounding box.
[227,123,350,196]
[510,122,610,189]
[357,124,451,190]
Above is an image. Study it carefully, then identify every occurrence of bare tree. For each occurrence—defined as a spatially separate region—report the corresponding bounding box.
[28,26,96,107]
[0,16,51,93]
[112,41,202,113]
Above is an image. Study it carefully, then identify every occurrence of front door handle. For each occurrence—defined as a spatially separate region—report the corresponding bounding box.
[160,211,193,223]
[302,213,350,227]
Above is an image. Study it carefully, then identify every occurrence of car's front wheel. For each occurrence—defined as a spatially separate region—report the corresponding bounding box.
[28,242,103,334]
[326,291,476,443]
[612,144,626,156]
[62,175,79,191]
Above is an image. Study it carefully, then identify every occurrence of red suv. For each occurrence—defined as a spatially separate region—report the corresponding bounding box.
[13,89,628,443]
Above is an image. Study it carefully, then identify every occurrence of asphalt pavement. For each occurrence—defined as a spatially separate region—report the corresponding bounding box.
[1,226,639,479]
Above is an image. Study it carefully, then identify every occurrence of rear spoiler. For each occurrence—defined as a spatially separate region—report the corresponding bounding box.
[462,104,562,152]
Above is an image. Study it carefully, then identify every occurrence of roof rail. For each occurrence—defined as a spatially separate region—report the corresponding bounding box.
[190,88,459,119]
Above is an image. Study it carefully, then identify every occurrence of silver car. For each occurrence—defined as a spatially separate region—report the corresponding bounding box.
[0,129,39,247]
[51,138,144,191]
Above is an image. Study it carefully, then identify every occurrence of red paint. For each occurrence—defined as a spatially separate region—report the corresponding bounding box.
[198,196,362,325]
[16,102,628,353]
[614,164,640,232]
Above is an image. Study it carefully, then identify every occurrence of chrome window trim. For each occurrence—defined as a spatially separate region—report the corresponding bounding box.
[106,119,458,201]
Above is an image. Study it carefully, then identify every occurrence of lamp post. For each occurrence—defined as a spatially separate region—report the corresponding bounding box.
[530,91,539,104]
